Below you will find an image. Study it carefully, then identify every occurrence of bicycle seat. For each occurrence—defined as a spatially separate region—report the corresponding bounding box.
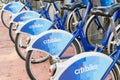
[61,2,87,11]
[91,3,120,17]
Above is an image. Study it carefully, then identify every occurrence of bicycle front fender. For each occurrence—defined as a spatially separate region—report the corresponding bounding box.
[16,18,52,35]
[26,30,73,56]
[2,2,25,14]
[11,11,40,22]
[52,52,113,80]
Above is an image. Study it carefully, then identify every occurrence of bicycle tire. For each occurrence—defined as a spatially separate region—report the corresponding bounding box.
[15,33,50,62]
[9,22,18,43]
[84,15,107,46]
[104,64,120,80]
[47,2,60,21]
[67,8,85,32]
[1,10,12,29]
[1,4,29,29]
[26,39,83,80]
[8,7,30,43]
[107,25,120,64]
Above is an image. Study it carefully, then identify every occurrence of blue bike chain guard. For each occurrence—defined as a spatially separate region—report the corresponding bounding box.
[27,30,73,56]
[2,2,25,14]
[17,18,52,35]
[56,52,113,80]
[12,11,40,22]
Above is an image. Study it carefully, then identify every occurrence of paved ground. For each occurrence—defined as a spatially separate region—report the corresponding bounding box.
[0,16,30,80]
[0,1,53,79]
[0,2,51,79]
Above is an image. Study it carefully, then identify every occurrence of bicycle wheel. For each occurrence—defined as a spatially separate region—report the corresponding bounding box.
[26,39,83,80]
[15,33,50,62]
[1,10,13,29]
[47,3,55,21]
[107,25,120,64]
[9,22,18,43]
[84,15,107,46]
[105,64,120,80]
[67,8,85,32]
[1,5,28,29]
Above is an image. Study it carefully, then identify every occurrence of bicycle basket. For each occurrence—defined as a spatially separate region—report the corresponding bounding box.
[44,0,63,3]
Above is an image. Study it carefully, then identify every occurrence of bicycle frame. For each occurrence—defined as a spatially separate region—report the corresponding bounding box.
[27,27,120,80]
[19,0,93,60]
[10,1,84,34]
[58,0,120,58]
[17,0,120,60]
[25,1,120,80]
[49,39,120,80]
[10,0,85,61]
[50,25,120,80]
[5,0,82,23]
[39,1,84,28]
[27,16,120,79]
[57,0,95,57]
[92,7,120,52]
[14,0,36,10]
[102,42,120,79]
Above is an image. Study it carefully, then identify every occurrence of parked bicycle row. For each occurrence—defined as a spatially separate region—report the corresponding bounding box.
[1,0,120,80]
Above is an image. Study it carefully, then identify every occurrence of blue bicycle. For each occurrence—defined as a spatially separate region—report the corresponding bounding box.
[83,0,120,60]
[48,37,120,80]
[1,0,45,28]
[25,2,120,79]
[8,0,87,62]
[8,0,85,43]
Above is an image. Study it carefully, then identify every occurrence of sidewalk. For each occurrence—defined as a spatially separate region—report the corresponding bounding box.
[0,11,30,79]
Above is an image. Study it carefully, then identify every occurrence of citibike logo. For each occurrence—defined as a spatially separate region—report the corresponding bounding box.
[29,24,44,29]
[43,38,61,44]
[74,64,98,75]
[20,14,33,20]
[9,5,18,9]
